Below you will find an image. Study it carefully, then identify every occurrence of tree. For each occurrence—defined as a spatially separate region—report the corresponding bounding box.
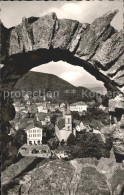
[14,129,27,148]
[51,114,57,125]
[67,133,76,145]
[47,137,59,150]
[71,111,81,120]
[69,133,106,159]
[60,139,65,146]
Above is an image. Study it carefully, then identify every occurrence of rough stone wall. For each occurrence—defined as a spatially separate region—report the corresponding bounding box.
[1,10,124,92]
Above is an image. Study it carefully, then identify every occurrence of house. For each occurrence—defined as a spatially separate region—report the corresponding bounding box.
[73,120,86,132]
[37,105,48,113]
[20,105,26,111]
[9,127,16,136]
[49,104,56,112]
[13,101,21,112]
[54,145,70,159]
[60,102,65,108]
[14,106,20,112]
[26,123,43,145]
[99,105,106,111]
[36,100,49,113]
[35,112,51,125]
[70,102,88,113]
[27,100,31,105]
[55,103,76,142]
[15,122,27,131]
[18,144,51,158]
[24,93,30,101]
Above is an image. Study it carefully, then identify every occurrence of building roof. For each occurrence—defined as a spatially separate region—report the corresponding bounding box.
[55,145,66,152]
[26,123,42,131]
[57,118,65,130]
[16,122,27,130]
[73,119,80,126]
[34,121,43,128]
[36,112,47,121]
[70,101,86,106]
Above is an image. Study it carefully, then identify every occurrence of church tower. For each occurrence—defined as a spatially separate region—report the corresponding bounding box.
[65,103,72,131]
[43,89,47,108]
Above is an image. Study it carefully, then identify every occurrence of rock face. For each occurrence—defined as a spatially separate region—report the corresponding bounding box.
[1,10,124,92]
[113,119,124,155]
[1,157,38,187]
[2,157,124,195]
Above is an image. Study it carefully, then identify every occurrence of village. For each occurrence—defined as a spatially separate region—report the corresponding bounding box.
[8,91,110,160]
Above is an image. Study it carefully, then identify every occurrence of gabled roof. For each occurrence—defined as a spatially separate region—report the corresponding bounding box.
[70,101,86,106]
[73,119,80,126]
[26,123,35,130]
[16,122,27,130]
[26,122,42,130]
[57,118,65,130]
[55,145,65,152]
[36,112,51,121]
[34,121,43,128]
[36,112,47,121]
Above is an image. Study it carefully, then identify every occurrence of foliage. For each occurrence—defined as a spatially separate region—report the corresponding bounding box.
[14,129,27,148]
[67,133,76,145]
[69,132,111,159]
[71,107,110,126]
[51,114,57,125]
[47,137,59,150]
[61,139,65,146]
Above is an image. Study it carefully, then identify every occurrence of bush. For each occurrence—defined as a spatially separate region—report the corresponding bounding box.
[14,129,27,148]
[69,133,110,159]
[47,137,59,150]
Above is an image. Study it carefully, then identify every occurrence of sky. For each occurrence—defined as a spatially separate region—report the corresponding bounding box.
[0,0,123,93]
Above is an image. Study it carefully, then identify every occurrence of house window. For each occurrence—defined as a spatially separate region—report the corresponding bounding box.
[68,126,70,130]
[68,118,70,123]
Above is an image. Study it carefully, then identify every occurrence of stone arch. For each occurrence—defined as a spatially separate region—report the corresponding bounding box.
[1,9,124,93]
[1,10,124,125]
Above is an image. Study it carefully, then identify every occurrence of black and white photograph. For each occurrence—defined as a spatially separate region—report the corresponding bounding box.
[1,0,124,194]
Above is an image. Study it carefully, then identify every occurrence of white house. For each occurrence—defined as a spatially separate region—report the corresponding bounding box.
[14,106,20,112]
[26,124,43,145]
[70,102,88,113]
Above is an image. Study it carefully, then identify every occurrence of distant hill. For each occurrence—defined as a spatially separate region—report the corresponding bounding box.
[89,87,107,95]
[14,71,103,103]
